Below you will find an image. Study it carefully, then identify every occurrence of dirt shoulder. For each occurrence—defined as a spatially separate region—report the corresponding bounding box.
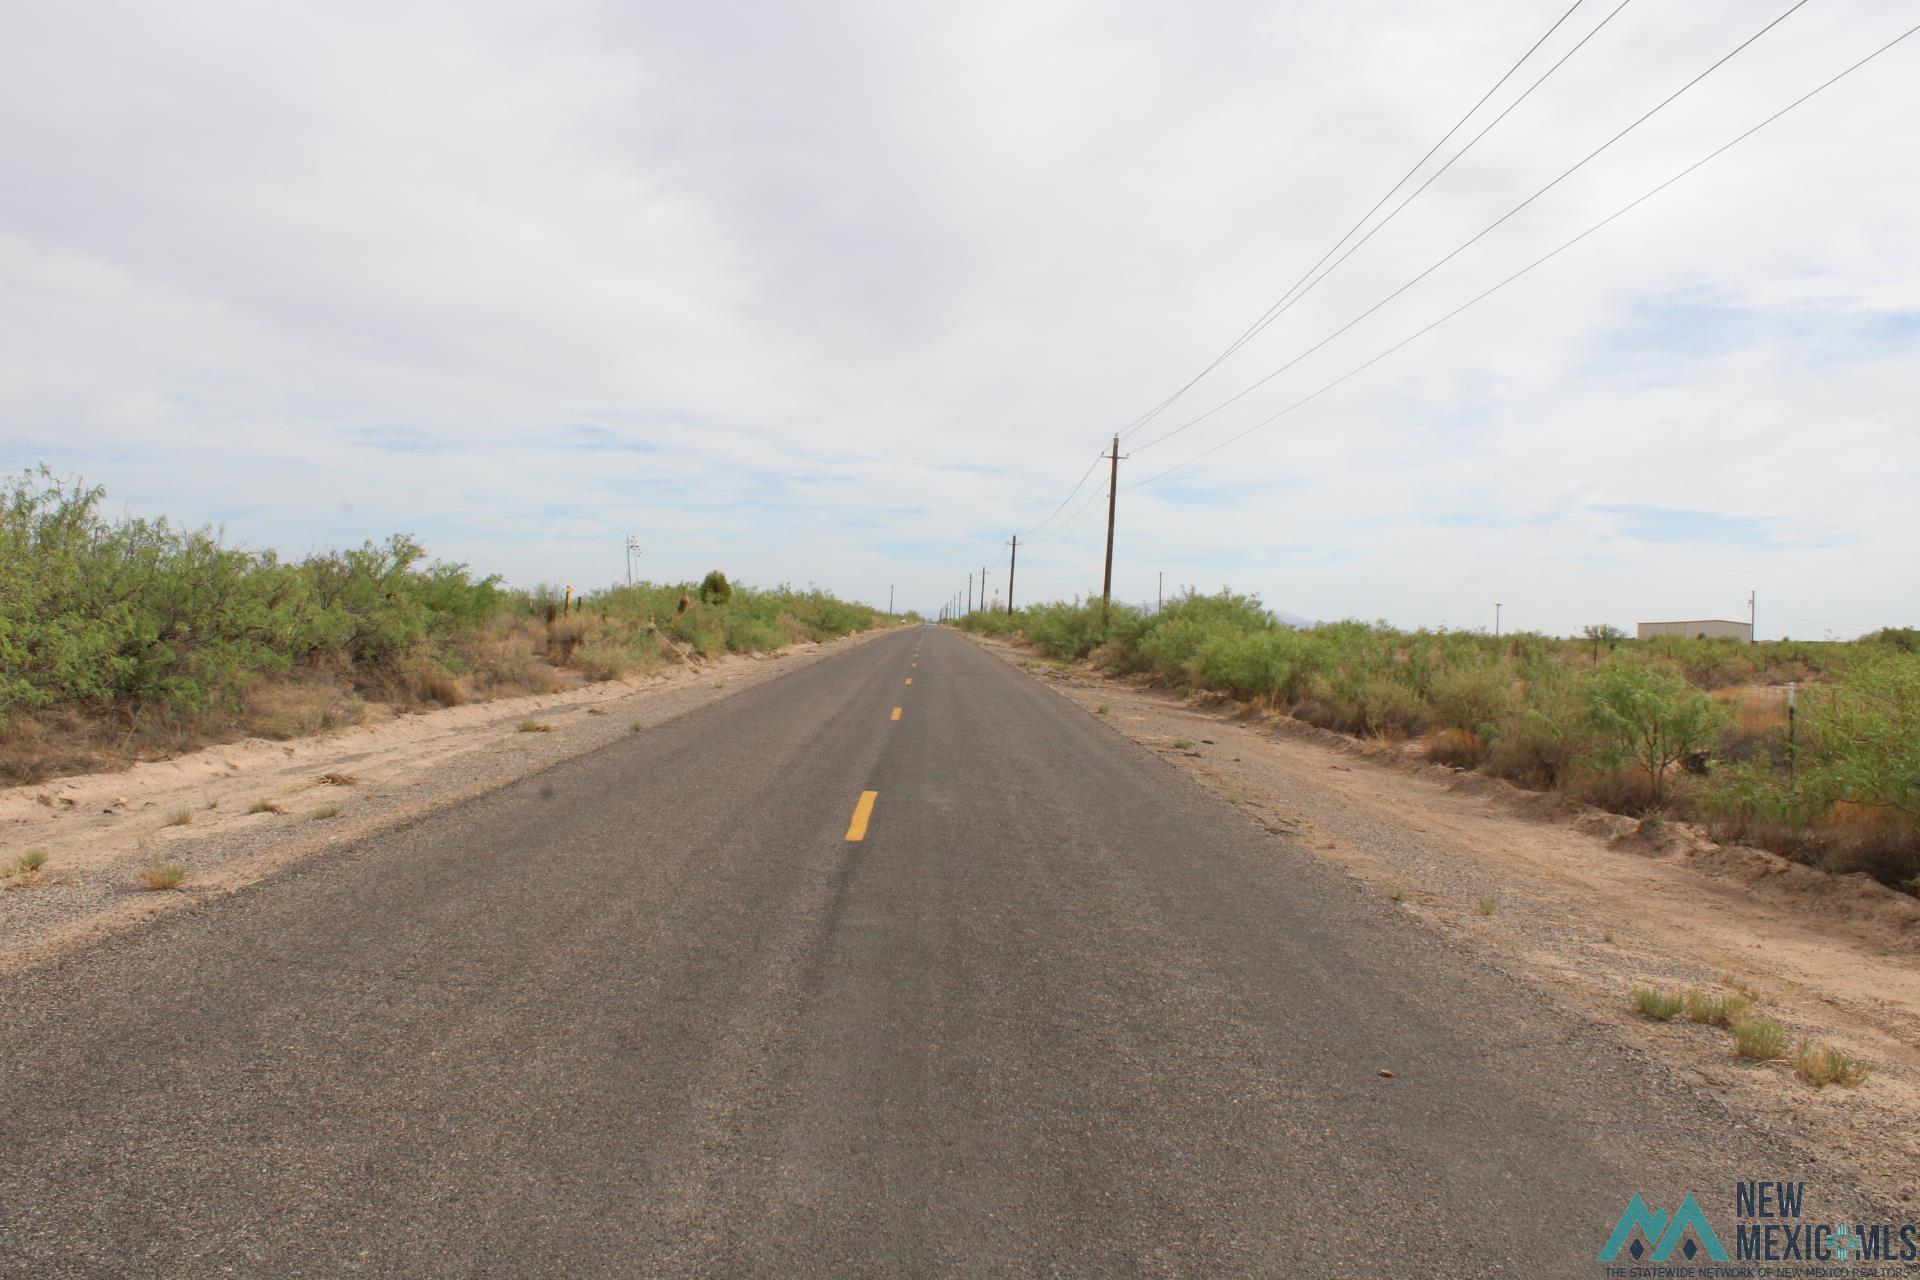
[0,629,892,974]
[968,633,1920,1208]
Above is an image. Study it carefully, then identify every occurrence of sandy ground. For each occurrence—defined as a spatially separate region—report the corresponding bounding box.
[971,635,1920,1208]
[0,630,891,973]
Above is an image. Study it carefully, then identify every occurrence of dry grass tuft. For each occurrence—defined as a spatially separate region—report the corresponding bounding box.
[1684,989,1753,1028]
[517,720,554,734]
[311,804,342,820]
[630,721,645,733]
[141,860,187,890]
[1425,728,1489,770]
[1475,895,1497,916]
[247,799,286,815]
[1631,987,1685,1021]
[1095,703,1111,715]
[1732,1017,1789,1061]
[4,848,50,886]
[317,771,358,786]
[1794,1041,1871,1088]
[162,806,194,827]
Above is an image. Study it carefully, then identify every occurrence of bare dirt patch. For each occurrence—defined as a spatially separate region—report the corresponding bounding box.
[973,634,1920,1207]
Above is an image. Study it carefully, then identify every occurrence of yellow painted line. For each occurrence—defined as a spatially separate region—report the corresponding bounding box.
[904,677,912,685]
[890,707,902,721]
[845,790,878,841]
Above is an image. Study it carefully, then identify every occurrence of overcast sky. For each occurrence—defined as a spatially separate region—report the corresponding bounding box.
[2,0,1915,636]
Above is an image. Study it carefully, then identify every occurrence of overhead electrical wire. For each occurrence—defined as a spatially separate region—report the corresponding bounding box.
[1119,20,1920,494]
[1112,0,1599,445]
[1129,0,1810,457]
[1027,485,1109,548]
[1127,0,1638,439]
[1022,448,1107,541]
[1021,0,1601,537]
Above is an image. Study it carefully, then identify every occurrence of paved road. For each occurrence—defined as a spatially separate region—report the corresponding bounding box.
[0,626,1826,1276]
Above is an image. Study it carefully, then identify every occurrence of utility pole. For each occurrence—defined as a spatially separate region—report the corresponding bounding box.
[626,534,642,587]
[1157,571,1163,613]
[979,565,989,617]
[888,585,894,617]
[1749,590,1756,643]
[967,573,973,615]
[1006,535,1018,615]
[1101,433,1126,626]
[1494,602,1502,637]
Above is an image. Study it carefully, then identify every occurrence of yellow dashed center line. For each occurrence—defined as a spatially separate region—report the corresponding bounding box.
[845,790,878,842]
[890,707,902,721]
[904,677,912,685]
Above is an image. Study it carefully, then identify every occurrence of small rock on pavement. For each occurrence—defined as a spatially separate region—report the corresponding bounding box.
[1378,1069,1395,1078]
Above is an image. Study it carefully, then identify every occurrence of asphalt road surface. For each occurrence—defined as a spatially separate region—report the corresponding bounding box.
[0,626,1827,1277]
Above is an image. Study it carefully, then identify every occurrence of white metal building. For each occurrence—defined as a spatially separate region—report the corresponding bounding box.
[1636,619,1753,642]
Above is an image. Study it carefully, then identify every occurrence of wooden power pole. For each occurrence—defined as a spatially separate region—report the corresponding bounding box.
[1006,535,1018,615]
[1101,434,1125,626]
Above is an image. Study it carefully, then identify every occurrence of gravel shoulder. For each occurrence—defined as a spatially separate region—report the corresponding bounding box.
[0,629,893,973]
[969,633,1920,1210]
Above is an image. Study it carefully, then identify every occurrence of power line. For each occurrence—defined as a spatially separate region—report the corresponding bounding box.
[1130,0,1810,456]
[1022,447,1106,540]
[1113,0,1598,444]
[1123,20,1920,492]
[1021,0,1600,537]
[1145,0,1637,417]
[1028,485,1108,548]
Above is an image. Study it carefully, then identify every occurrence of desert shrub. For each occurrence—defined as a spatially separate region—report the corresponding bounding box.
[1864,627,1920,654]
[571,635,659,681]
[1583,662,1731,805]
[1428,661,1515,739]
[1484,665,1592,789]
[1796,656,1920,822]
[1642,636,1758,689]
[1358,674,1430,736]
[1020,598,1129,661]
[1191,628,1319,705]
[698,570,733,605]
